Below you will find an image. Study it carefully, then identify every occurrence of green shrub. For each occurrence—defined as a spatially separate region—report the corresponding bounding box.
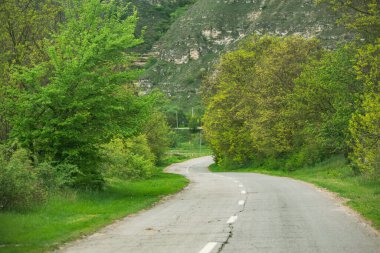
[144,112,171,163]
[101,136,155,179]
[0,148,45,210]
[36,162,82,190]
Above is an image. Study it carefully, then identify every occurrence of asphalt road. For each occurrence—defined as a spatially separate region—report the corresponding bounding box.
[57,156,380,253]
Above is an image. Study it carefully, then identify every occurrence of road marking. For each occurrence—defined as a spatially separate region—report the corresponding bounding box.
[199,242,218,253]
[238,200,245,205]
[241,190,247,194]
[234,180,238,183]
[227,215,238,224]
[238,184,243,187]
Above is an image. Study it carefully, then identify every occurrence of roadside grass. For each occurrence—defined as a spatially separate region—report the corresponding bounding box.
[0,172,188,253]
[210,155,380,230]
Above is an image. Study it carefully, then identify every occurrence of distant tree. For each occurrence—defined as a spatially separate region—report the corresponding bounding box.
[317,0,380,42]
[144,110,172,163]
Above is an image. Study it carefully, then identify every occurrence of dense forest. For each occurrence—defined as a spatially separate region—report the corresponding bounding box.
[203,0,380,178]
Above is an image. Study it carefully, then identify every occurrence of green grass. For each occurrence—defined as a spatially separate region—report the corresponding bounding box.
[164,132,212,163]
[210,156,380,230]
[0,173,188,253]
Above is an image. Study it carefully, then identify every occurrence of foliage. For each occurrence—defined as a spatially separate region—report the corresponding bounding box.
[0,147,45,210]
[144,111,172,163]
[203,35,323,167]
[288,46,362,167]
[8,0,145,189]
[101,136,155,180]
[0,171,188,253]
[349,39,380,176]
[317,0,380,42]
[0,0,62,141]
[309,1,380,176]
[143,0,346,113]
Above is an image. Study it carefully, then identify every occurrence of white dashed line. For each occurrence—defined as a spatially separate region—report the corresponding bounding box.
[199,242,218,253]
[241,190,247,194]
[234,180,238,183]
[238,184,243,188]
[227,215,238,224]
[238,200,245,205]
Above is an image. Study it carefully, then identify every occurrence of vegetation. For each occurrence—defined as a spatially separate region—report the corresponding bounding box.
[0,0,177,209]
[202,1,380,179]
[165,130,212,163]
[1,0,379,251]
[0,172,188,253]
[143,0,347,112]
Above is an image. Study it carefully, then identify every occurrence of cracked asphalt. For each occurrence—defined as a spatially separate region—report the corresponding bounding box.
[57,156,380,253]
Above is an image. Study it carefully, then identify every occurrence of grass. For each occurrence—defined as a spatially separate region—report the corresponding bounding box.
[165,131,212,162]
[210,155,380,230]
[0,172,188,253]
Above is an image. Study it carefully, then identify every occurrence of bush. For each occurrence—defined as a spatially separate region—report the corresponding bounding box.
[101,136,155,179]
[144,112,171,163]
[0,148,46,210]
[36,162,82,190]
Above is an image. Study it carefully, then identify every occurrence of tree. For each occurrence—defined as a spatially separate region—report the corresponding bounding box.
[202,36,275,166]
[0,0,62,140]
[10,0,144,188]
[287,46,362,167]
[349,39,380,176]
[202,35,323,167]
[319,1,380,176]
[317,0,380,42]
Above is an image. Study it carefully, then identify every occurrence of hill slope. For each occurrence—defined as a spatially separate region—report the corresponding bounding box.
[141,0,349,111]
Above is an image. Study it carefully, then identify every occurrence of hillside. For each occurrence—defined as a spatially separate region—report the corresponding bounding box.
[129,0,196,53]
[141,0,349,111]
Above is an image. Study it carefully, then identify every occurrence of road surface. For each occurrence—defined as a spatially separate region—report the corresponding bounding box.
[57,156,380,253]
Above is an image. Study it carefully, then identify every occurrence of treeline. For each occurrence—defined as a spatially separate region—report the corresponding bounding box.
[0,0,171,209]
[202,1,380,178]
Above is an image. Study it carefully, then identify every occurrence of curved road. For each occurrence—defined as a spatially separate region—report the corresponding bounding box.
[58,156,380,253]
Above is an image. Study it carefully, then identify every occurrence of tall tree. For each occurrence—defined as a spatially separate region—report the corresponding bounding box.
[10,0,144,188]
[0,0,62,140]
[202,36,323,167]
[349,39,380,176]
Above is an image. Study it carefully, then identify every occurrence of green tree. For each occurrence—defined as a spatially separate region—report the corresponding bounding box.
[202,36,275,166]
[203,36,322,167]
[349,39,380,176]
[10,0,144,188]
[0,0,62,140]
[144,110,171,163]
[287,46,362,167]
[317,0,380,42]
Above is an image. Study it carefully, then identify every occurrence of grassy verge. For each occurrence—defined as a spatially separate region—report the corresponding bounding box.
[210,155,380,230]
[0,172,188,253]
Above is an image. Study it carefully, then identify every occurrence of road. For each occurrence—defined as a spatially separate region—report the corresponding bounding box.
[57,156,380,253]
